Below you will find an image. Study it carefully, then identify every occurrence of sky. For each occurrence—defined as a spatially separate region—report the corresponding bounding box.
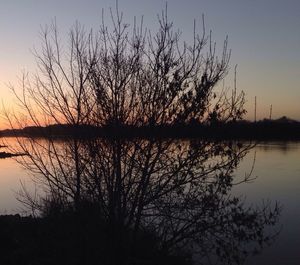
[0,0,300,128]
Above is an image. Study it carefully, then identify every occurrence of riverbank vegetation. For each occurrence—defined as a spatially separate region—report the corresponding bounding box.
[1,117,300,140]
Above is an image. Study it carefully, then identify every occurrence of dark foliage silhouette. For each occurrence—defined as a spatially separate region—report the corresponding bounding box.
[2,5,280,265]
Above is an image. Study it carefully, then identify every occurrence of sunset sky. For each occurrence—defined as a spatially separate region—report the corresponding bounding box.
[0,0,299,128]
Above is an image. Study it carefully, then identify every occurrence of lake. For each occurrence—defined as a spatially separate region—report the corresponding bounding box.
[236,141,300,265]
[0,138,299,264]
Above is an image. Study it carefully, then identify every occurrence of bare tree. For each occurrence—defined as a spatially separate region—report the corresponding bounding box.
[4,4,247,212]
[3,5,279,265]
[7,5,245,130]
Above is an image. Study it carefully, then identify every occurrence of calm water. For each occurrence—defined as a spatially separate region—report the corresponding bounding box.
[235,142,300,265]
[0,138,299,264]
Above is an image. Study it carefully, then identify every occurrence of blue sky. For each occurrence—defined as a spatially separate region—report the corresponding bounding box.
[0,0,299,125]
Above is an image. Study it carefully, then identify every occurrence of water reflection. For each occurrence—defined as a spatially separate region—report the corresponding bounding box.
[4,138,280,264]
[255,141,300,154]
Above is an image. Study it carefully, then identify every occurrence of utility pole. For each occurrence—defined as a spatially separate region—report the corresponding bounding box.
[254,96,257,122]
[269,104,272,120]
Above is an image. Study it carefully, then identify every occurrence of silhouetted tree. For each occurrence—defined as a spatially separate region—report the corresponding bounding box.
[4,3,247,216]
[4,5,279,265]
[7,5,245,130]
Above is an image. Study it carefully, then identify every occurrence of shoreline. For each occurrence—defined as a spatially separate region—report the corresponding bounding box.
[1,121,300,141]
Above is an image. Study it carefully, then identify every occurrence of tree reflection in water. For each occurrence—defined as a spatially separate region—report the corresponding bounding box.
[13,138,280,265]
